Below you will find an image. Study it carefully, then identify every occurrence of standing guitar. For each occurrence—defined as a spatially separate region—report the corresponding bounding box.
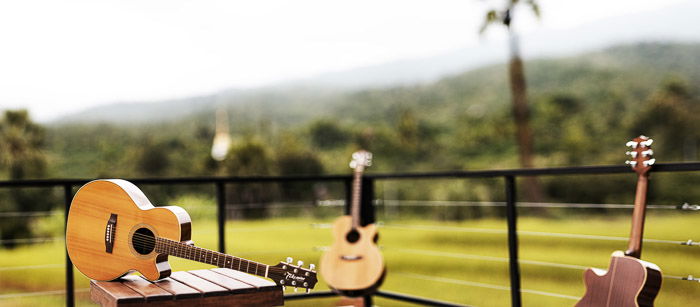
[320,150,385,296]
[66,179,317,291]
[576,136,662,307]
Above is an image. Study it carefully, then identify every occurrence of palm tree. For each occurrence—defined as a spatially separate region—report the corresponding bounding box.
[481,0,542,202]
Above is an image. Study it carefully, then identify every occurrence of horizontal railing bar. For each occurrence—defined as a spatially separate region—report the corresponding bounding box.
[284,290,337,300]
[0,237,62,244]
[2,162,700,188]
[0,288,89,300]
[379,200,684,210]
[382,224,697,245]
[375,290,470,307]
[369,162,700,179]
[0,264,63,271]
[397,272,580,300]
[393,248,696,280]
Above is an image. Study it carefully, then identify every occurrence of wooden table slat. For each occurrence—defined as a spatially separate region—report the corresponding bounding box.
[90,269,283,306]
[168,271,229,297]
[189,269,256,294]
[144,276,202,299]
[119,275,173,302]
[91,280,145,304]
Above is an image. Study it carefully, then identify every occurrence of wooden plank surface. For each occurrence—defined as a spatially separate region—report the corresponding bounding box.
[169,271,229,297]
[189,269,256,294]
[91,269,284,306]
[120,275,172,302]
[91,279,145,306]
[145,276,201,299]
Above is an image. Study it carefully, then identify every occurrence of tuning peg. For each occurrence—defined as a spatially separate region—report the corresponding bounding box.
[625,160,637,167]
[309,264,316,271]
[640,139,653,148]
[643,159,656,166]
[297,260,304,267]
[306,288,311,293]
[625,151,638,158]
[286,257,292,264]
[641,149,653,157]
[626,141,639,148]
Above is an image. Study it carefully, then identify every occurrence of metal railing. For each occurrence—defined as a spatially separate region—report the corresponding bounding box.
[1,162,700,306]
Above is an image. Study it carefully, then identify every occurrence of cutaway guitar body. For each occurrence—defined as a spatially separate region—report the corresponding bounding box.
[576,136,662,306]
[66,179,190,281]
[320,216,385,294]
[320,150,385,296]
[66,179,319,290]
[577,252,662,307]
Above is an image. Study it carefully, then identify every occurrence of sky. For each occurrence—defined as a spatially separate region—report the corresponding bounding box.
[0,0,691,122]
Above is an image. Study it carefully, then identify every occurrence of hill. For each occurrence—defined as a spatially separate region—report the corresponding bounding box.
[46,42,700,186]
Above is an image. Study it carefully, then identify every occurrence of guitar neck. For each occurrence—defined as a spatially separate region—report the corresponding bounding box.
[350,169,363,228]
[154,237,269,278]
[625,173,649,259]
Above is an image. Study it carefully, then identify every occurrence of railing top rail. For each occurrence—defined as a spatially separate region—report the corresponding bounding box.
[1,162,700,188]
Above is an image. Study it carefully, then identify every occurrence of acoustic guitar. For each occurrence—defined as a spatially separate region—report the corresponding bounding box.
[66,179,318,291]
[576,136,662,307]
[320,150,385,296]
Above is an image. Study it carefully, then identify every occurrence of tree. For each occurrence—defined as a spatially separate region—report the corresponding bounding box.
[633,78,699,161]
[0,110,49,248]
[481,0,543,201]
[309,119,350,149]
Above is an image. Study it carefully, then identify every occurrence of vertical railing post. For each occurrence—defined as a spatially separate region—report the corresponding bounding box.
[504,176,522,307]
[216,181,226,254]
[64,184,75,307]
[362,177,376,304]
[360,177,375,226]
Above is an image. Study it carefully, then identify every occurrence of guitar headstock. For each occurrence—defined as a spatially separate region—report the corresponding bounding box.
[268,257,318,292]
[625,135,655,175]
[349,150,372,172]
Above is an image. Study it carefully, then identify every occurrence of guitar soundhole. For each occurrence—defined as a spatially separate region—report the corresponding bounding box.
[346,229,360,243]
[132,228,156,255]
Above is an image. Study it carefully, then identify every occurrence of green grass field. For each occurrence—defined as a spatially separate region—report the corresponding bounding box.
[0,210,697,306]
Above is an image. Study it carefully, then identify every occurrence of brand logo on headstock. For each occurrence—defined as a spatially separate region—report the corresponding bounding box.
[285,272,306,282]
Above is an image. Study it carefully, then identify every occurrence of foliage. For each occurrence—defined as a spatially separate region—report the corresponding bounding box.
[0,110,51,248]
[3,42,700,218]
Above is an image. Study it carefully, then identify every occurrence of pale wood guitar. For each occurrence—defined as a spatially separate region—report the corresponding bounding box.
[576,136,662,307]
[320,150,385,296]
[66,179,318,291]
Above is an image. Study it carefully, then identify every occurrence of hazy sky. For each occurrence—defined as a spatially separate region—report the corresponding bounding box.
[0,0,690,121]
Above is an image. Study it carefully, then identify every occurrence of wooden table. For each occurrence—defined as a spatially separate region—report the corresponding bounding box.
[90,268,284,306]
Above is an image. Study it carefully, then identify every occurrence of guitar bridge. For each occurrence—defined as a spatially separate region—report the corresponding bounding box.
[105,214,118,253]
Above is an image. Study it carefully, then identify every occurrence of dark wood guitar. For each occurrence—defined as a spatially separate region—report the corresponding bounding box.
[576,136,662,307]
[320,150,385,296]
[66,179,318,291]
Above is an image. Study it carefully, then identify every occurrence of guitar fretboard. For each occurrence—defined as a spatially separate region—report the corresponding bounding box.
[351,169,363,228]
[154,237,268,277]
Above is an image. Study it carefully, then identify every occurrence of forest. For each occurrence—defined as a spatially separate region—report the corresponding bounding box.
[1,42,700,242]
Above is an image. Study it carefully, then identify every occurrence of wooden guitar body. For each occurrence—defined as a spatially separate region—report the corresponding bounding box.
[577,252,662,307]
[319,216,385,294]
[66,179,191,281]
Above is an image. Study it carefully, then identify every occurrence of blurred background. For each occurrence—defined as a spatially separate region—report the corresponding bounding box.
[1,0,699,306]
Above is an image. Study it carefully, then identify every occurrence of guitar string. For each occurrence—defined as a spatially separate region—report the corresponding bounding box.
[123,232,278,275]
[108,230,313,283]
